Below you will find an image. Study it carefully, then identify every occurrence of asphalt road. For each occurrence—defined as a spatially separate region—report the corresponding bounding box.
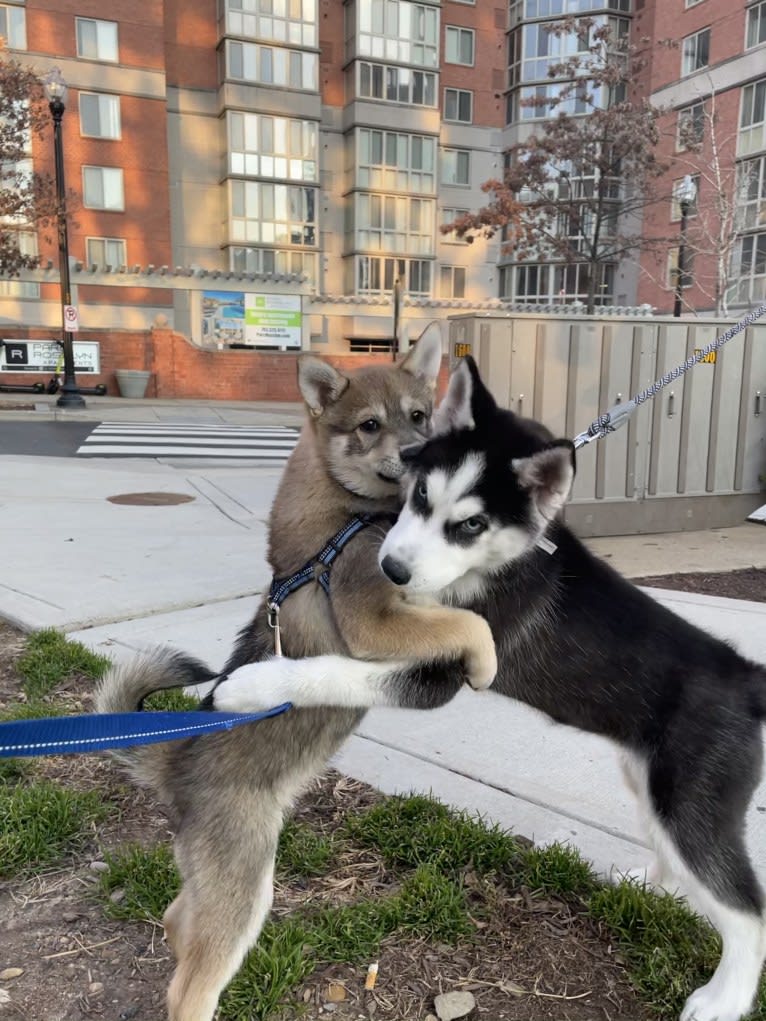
[0,421,97,457]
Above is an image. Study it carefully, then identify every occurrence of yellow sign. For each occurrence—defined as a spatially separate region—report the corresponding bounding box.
[694,348,717,364]
[454,342,472,359]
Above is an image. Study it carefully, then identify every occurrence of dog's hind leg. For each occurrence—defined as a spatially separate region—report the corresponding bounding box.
[645,734,766,1021]
[166,801,281,1021]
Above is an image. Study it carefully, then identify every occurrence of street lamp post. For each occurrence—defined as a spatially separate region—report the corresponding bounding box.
[673,174,697,318]
[43,68,85,408]
[392,276,401,361]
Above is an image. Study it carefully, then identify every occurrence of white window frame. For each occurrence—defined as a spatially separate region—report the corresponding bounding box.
[229,180,317,247]
[223,0,318,49]
[439,264,466,298]
[445,25,475,66]
[79,93,121,140]
[441,207,470,243]
[730,232,766,304]
[82,166,125,211]
[354,255,431,296]
[356,129,436,193]
[441,148,471,186]
[0,4,26,49]
[747,1,766,49]
[86,236,126,268]
[353,193,435,256]
[357,60,437,107]
[677,101,705,151]
[226,40,318,91]
[667,247,695,290]
[681,27,710,77]
[228,112,318,181]
[444,88,473,124]
[739,79,766,156]
[75,17,118,62]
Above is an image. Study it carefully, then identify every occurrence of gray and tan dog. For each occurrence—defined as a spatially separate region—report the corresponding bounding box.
[95,324,495,1021]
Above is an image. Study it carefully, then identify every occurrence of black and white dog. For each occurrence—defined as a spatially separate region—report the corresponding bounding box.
[216,358,766,1021]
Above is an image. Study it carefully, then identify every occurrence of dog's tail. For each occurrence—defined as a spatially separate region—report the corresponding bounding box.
[94,648,217,795]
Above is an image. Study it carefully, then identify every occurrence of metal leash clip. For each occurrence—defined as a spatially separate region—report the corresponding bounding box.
[267,601,283,657]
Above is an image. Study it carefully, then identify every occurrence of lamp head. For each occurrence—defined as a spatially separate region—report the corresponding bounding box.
[677,174,697,208]
[43,68,68,108]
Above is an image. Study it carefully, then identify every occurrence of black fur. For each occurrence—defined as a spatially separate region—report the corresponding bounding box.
[398,363,766,915]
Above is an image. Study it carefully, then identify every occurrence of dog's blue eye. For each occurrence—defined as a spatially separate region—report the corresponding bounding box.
[461,517,486,535]
[359,419,380,433]
[413,479,428,507]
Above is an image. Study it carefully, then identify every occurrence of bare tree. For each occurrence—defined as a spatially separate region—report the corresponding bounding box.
[443,18,667,313]
[665,81,754,317]
[0,44,59,276]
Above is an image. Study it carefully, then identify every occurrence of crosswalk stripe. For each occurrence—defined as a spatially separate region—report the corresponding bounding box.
[76,423,300,460]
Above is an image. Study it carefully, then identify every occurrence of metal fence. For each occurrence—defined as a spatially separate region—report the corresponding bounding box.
[448,313,766,536]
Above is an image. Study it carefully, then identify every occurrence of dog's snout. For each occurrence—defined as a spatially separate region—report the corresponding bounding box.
[381,555,411,586]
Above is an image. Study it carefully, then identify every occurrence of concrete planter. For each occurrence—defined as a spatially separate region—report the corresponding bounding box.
[115,369,151,398]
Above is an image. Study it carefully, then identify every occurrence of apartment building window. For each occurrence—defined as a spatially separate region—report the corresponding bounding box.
[0,4,26,49]
[353,194,435,255]
[685,0,705,7]
[445,26,474,66]
[748,2,766,48]
[357,1,438,68]
[79,94,121,140]
[740,156,766,230]
[75,18,118,62]
[677,102,705,150]
[441,207,469,242]
[357,61,436,107]
[0,231,38,296]
[355,129,435,193]
[226,41,318,90]
[86,237,126,268]
[444,88,472,123]
[228,113,317,181]
[681,28,710,76]
[670,175,700,221]
[355,255,431,295]
[441,148,470,186]
[230,247,316,283]
[667,247,694,289]
[230,180,316,246]
[509,0,629,24]
[740,79,766,155]
[731,232,766,303]
[500,261,614,304]
[82,166,124,210]
[440,265,466,298]
[224,0,317,48]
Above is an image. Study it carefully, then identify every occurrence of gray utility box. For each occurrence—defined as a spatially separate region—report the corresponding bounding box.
[448,313,766,537]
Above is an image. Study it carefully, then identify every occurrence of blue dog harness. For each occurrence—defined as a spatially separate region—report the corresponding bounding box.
[266,513,379,656]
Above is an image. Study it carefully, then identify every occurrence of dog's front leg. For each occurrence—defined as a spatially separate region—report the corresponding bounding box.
[213,655,412,712]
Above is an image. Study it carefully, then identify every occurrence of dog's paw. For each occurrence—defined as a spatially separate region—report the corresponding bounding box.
[464,618,497,691]
[680,982,750,1021]
[213,661,290,713]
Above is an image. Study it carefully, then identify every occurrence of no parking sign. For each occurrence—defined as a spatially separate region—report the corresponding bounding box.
[64,305,79,332]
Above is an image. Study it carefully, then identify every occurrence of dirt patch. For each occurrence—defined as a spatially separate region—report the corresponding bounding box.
[634,566,766,603]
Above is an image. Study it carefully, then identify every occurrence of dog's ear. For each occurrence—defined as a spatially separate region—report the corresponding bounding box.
[398,322,443,386]
[512,440,576,521]
[297,356,349,416]
[463,356,498,425]
[432,358,474,435]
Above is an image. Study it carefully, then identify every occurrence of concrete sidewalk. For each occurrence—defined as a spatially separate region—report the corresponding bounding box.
[1,412,765,883]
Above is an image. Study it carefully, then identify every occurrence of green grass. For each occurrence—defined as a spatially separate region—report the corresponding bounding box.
[16,628,110,700]
[142,688,199,712]
[101,843,181,922]
[219,864,472,1021]
[0,776,109,877]
[93,790,766,1021]
[276,819,335,878]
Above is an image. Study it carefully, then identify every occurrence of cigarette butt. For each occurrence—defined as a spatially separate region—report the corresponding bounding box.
[365,962,379,990]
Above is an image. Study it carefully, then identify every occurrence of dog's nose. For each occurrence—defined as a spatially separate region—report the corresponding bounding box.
[381,555,411,586]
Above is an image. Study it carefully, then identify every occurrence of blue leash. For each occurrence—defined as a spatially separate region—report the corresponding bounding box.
[0,704,292,758]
